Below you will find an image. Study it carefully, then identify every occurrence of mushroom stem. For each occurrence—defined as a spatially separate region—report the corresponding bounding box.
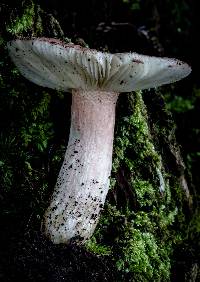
[44,90,119,244]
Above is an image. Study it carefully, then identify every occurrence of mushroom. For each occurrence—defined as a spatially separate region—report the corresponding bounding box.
[7,38,191,244]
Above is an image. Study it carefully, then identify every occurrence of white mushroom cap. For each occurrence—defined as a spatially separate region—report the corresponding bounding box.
[7,38,191,93]
[6,38,192,245]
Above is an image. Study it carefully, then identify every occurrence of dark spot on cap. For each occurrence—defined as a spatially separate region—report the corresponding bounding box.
[120,80,124,85]
[51,206,57,211]
[132,59,144,64]
[91,214,97,220]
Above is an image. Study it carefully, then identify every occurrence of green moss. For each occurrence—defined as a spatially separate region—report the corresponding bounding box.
[85,237,112,256]
[122,0,141,11]
[116,227,171,281]
[19,92,53,152]
[0,37,55,217]
[113,91,161,174]
[5,1,67,39]
[7,2,35,35]
[165,94,195,113]
[132,179,156,207]
[85,91,186,281]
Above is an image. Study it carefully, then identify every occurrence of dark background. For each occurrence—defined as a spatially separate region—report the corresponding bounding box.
[0,0,200,281]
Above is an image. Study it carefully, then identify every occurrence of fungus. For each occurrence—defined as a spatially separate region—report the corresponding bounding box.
[7,38,191,244]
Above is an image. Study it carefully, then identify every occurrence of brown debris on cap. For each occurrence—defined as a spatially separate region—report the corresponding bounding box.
[7,38,191,93]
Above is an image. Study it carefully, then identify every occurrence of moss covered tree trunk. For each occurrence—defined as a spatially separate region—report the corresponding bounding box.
[0,1,197,281]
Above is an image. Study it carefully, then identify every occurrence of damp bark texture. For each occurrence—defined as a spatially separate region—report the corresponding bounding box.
[44,90,119,243]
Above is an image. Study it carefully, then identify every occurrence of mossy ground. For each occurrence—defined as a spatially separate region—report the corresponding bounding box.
[85,92,187,281]
[0,1,199,281]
